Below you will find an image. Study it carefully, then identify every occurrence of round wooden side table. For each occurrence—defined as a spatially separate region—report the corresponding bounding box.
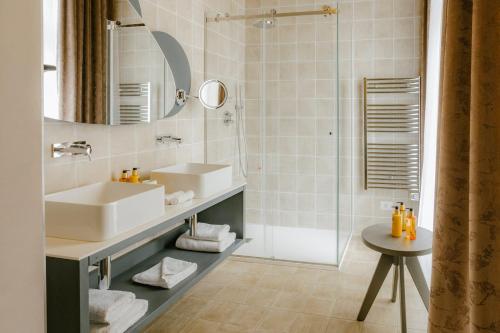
[356,223,432,333]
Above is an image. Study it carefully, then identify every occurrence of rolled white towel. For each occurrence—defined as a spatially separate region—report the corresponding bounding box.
[165,190,194,205]
[89,289,135,324]
[165,191,184,205]
[191,222,230,242]
[176,231,236,253]
[132,257,197,289]
[170,190,194,205]
[90,299,148,333]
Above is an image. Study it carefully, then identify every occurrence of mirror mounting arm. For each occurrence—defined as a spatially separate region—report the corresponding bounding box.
[175,89,198,106]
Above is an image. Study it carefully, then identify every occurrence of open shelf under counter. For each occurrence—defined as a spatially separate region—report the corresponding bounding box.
[45,179,246,333]
[110,239,245,332]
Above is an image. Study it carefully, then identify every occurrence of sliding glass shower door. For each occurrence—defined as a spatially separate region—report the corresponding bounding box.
[206,1,353,265]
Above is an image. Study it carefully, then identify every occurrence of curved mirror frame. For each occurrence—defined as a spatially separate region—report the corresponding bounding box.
[129,0,191,118]
[198,80,228,110]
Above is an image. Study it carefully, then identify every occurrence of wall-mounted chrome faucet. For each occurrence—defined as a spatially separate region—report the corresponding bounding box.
[52,141,93,161]
[156,135,182,145]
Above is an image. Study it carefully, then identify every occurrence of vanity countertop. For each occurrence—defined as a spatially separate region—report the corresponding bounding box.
[45,179,246,261]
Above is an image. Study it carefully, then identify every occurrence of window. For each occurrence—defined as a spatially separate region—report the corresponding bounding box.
[419,0,444,283]
[43,0,59,119]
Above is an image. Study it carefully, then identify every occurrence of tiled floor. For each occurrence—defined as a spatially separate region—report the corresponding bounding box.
[144,237,428,333]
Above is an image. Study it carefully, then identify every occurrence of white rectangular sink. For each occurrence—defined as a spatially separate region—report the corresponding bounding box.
[45,182,165,242]
[151,163,232,198]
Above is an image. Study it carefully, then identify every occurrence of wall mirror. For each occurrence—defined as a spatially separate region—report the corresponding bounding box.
[42,0,191,125]
[198,80,228,110]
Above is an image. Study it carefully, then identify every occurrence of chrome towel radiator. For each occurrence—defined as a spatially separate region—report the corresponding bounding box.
[363,77,421,191]
[119,82,151,124]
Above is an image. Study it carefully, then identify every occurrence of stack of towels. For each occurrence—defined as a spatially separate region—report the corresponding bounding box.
[176,222,236,253]
[89,289,147,333]
[165,190,194,205]
[132,256,197,289]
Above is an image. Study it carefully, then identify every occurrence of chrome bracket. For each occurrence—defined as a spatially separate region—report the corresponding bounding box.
[176,89,187,106]
[176,89,199,106]
[93,257,111,290]
[188,214,198,237]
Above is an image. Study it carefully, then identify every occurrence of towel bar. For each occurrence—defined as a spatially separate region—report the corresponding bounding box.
[363,77,421,192]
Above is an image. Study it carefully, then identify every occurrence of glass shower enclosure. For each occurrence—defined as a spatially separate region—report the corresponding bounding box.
[205,1,353,265]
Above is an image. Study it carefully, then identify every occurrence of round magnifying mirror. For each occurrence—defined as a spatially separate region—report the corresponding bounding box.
[198,80,228,109]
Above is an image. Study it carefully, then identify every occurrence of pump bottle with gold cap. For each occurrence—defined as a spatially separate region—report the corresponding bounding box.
[398,202,407,231]
[408,208,417,240]
[128,167,141,183]
[391,206,402,237]
[119,170,130,182]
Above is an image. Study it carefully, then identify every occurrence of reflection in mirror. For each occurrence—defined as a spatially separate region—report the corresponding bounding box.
[198,80,228,110]
[42,0,178,125]
[109,20,176,124]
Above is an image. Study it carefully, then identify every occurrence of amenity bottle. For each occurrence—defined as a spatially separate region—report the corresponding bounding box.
[391,206,402,237]
[119,170,130,182]
[129,168,140,183]
[408,209,417,240]
[405,208,412,239]
[398,202,407,231]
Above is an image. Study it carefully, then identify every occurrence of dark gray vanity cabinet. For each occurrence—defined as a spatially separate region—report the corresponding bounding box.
[46,184,245,333]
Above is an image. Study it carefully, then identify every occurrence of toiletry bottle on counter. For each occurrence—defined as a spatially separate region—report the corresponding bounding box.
[398,202,406,231]
[408,209,417,240]
[119,170,130,182]
[129,168,140,183]
[405,208,412,239]
[391,206,402,237]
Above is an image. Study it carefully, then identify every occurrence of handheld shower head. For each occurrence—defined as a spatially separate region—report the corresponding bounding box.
[253,9,276,29]
[253,19,275,29]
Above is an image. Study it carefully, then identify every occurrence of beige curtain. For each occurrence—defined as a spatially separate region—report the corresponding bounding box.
[429,1,500,332]
[58,0,113,124]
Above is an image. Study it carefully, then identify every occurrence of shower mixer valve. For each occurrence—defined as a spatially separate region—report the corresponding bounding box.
[223,111,234,125]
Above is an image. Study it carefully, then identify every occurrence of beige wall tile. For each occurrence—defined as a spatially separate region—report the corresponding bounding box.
[44,163,77,194]
[76,158,110,186]
[45,0,246,193]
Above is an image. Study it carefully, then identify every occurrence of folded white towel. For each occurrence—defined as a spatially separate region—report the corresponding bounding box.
[165,190,194,205]
[176,231,236,253]
[192,222,230,241]
[90,299,148,333]
[89,289,136,324]
[132,257,197,289]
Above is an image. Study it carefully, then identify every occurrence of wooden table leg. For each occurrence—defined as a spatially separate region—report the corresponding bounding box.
[399,257,407,333]
[406,256,430,310]
[391,264,398,302]
[357,254,393,321]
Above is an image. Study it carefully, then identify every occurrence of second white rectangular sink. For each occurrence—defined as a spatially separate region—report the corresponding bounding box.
[45,182,165,242]
[151,163,232,198]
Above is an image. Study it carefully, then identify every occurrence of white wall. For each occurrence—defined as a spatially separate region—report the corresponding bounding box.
[0,1,46,332]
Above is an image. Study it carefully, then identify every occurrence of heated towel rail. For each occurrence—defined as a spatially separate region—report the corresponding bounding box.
[363,77,421,191]
[119,82,151,124]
